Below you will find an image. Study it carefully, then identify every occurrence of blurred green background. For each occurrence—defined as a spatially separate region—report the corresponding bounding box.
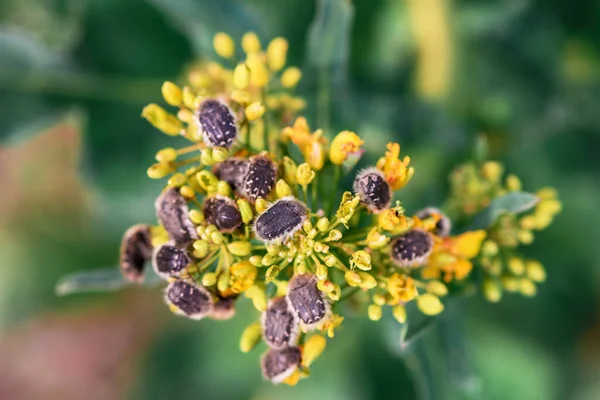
[1,0,599,399]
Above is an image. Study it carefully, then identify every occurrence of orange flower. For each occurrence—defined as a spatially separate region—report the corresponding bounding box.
[376,143,414,190]
[282,117,327,170]
[422,230,486,282]
[387,274,418,303]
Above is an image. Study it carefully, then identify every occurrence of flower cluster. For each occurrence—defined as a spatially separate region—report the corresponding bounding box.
[113,32,560,385]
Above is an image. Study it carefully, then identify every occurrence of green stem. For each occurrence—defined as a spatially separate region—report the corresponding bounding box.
[403,339,437,400]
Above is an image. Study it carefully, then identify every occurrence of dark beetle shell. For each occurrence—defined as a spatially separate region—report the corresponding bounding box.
[254,198,307,243]
[286,274,328,327]
[241,156,277,202]
[261,297,299,349]
[353,168,392,213]
[155,187,198,246]
[120,224,153,283]
[197,99,238,148]
[153,244,192,279]
[164,280,213,319]
[203,196,243,233]
[213,158,249,191]
[415,207,451,237]
[390,228,433,267]
[261,346,302,383]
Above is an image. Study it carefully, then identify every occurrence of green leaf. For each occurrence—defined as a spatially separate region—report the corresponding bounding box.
[471,191,539,230]
[55,266,163,296]
[306,0,354,69]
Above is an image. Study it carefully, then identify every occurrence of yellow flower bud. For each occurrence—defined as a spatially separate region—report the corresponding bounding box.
[245,102,266,121]
[282,156,297,185]
[216,181,232,197]
[242,32,261,53]
[358,272,377,289]
[142,104,182,136]
[181,86,197,109]
[329,131,364,165]
[368,304,383,321]
[344,270,362,287]
[161,81,182,106]
[246,52,269,87]
[323,254,336,267]
[210,231,224,245]
[317,279,335,293]
[508,257,525,276]
[506,174,522,191]
[315,217,329,232]
[193,240,209,257]
[156,147,178,163]
[316,263,328,281]
[302,335,326,367]
[249,255,263,267]
[524,262,545,285]
[255,198,269,214]
[520,215,537,230]
[180,185,195,199]
[212,147,228,162]
[518,229,534,245]
[426,281,448,297]
[188,209,204,224]
[239,321,262,353]
[233,63,250,89]
[213,32,235,58]
[481,161,504,183]
[416,293,444,316]
[501,276,520,292]
[202,272,217,286]
[231,89,251,105]
[281,66,302,88]
[350,250,372,271]
[217,270,230,292]
[296,163,315,186]
[366,228,389,250]
[392,304,407,324]
[196,170,219,191]
[168,172,187,187]
[328,285,341,301]
[327,229,342,242]
[147,163,171,179]
[481,240,499,257]
[200,148,214,166]
[267,37,288,72]
[250,289,267,311]
[307,228,318,239]
[236,199,253,224]
[227,241,252,256]
[520,279,537,297]
[482,278,502,303]
[276,179,292,198]
[265,265,280,281]
[262,254,277,267]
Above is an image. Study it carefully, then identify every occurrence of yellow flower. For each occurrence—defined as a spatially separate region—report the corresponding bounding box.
[387,273,418,303]
[422,230,486,282]
[329,131,364,165]
[378,202,409,232]
[228,261,257,294]
[321,314,344,338]
[376,142,415,190]
[283,117,327,170]
[302,335,327,367]
[335,191,361,228]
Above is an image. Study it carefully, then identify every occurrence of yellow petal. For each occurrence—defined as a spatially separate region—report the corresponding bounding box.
[452,230,486,258]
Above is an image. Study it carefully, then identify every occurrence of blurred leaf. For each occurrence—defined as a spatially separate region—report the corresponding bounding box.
[341,149,364,174]
[306,0,354,69]
[147,0,264,57]
[55,266,162,296]
[473,134,489,164]
[470,191,539,230]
